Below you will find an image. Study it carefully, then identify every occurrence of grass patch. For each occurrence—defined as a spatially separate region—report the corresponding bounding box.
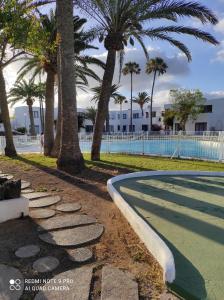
[0,153,224,172]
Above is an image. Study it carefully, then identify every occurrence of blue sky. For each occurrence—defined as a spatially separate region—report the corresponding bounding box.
[7,0,224,111]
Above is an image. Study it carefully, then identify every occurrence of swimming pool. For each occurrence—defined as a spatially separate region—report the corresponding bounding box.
[80,138,223,161]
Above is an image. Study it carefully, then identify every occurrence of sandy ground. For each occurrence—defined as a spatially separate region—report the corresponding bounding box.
[0,158,165,299]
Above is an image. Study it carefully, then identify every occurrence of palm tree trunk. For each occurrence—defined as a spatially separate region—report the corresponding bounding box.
[0,67,17,156]
[120,103,122,131]
[91,49,116,160]
[28,102,36,136]
[51,77,61,158]
[44,69,55,156]
[150,70,157,132]
[106,109,110,133]
[130,72,133,132]
[56,0,84,174]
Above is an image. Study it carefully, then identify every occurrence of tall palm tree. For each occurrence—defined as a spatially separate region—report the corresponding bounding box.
[114,95,127,132]
[122,62,141,132]
[91,83,123,132]
[85,107,97,127]
[133,92,151,117]
[8,80,45,136]
[77,0,218,160]
[146,57,168,131]
[56,0,84,174]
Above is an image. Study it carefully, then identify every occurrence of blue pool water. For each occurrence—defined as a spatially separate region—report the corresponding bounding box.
[80,138,221,161]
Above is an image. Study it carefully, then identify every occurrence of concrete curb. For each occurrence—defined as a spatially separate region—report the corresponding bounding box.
[107,171,224,283]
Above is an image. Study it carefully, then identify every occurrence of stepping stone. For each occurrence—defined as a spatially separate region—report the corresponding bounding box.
[0,174,13,180]
[101,266,139,300]
[56,202,81,212]
[15,245,40,258]
[33,256,59,273]
[22,188,35,194]
[35,266,93,300]
[21,180,31,189]
[0,264,24,299]
[29,196,61,208]
[29,209,56,219]
[24,192,51,200]
[39,223,104,247]
[67,247,93,263]
[38,214,96,232]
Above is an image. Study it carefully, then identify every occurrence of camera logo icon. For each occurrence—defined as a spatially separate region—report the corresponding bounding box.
[9,279,21,291]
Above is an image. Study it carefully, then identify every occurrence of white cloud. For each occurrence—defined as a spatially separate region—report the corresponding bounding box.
[212,40,224,62]
[205,90,224,99]
[214,18,224,34]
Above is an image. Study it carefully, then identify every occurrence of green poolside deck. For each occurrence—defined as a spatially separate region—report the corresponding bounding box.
[114,175,224,300]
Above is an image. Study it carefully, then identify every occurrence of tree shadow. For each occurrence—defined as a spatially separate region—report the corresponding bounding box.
[137,178,224,220]
[114,182,224,299]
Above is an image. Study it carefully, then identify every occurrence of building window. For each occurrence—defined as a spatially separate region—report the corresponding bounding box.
[202,105,212,113]
[117,125,120,131]
[118,113,120,119]
[145,112,149,118]
[142,125,148,131]
[129,125,135,132]
[195,122,207,132]
[133,113,139,119]
[152,111,156,118]
[86,125,93,132]
[109,114,115,120]
[109,125,114,132]
[123,114,127,119]
[122,125,126,132]
[175,123,181,131]
[33,111,39,118]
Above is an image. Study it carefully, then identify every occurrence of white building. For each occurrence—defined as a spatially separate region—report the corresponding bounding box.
[107,106,163,133]
[165,98,224,132]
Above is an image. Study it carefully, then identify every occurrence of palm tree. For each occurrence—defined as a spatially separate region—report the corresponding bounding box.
[122,62,141,132]
[133,92,151,117]
[85,107,97,127]
[8,80,45,136]
[146,57,168,131]
[56,0,84,174]
[114,95,127,132]
[91,83,123,133]
[77,0,218,160]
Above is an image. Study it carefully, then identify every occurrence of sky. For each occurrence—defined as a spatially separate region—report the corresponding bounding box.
[5,0,224,113]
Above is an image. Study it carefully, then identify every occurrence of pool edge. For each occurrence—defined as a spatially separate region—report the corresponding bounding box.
[107,170,224,284]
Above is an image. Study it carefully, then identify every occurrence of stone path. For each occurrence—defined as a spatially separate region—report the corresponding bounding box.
[29,195,61,208]
[0,264,24,300]
[67,247,93,263]
[34,267,93,300]
[0,174,13,180]
[29,209,56,219]
[15,245,40,258]
[101,266,139,300]
[2,182,143,299]
[21,180,31,190]
[33,256,59,273]
[56,202,81,212]
[37,214,97,232]
[39,223,104,247]
[24,192,51,200]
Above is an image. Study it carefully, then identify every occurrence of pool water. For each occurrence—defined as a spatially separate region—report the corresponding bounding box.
[114,175,224,300]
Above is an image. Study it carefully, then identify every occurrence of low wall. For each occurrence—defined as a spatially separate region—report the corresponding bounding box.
[0,197,29,223]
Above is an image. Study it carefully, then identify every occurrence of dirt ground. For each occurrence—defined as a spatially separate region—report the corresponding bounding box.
[0,158,165,299]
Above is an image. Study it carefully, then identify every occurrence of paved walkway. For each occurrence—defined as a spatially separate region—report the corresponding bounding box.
[114,175,224,300]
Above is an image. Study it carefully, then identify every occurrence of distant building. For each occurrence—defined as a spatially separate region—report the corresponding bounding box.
[165,98,224,132]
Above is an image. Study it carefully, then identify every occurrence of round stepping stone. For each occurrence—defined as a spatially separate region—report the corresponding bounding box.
[101,266,139,300]
[22,188,35,194]
[34,267,93,300]
[0,174,13,180]
[24,192,51,200]
[33,256,59,273]
[29,196,61,208]
[15,245,40,258]
[38,214,96,232]
[56,202,81,212]
[39,223,104,247]
[0,264,24,299]
[30,209,56,219]
[68,247,93,263]
[21,180,31,189]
